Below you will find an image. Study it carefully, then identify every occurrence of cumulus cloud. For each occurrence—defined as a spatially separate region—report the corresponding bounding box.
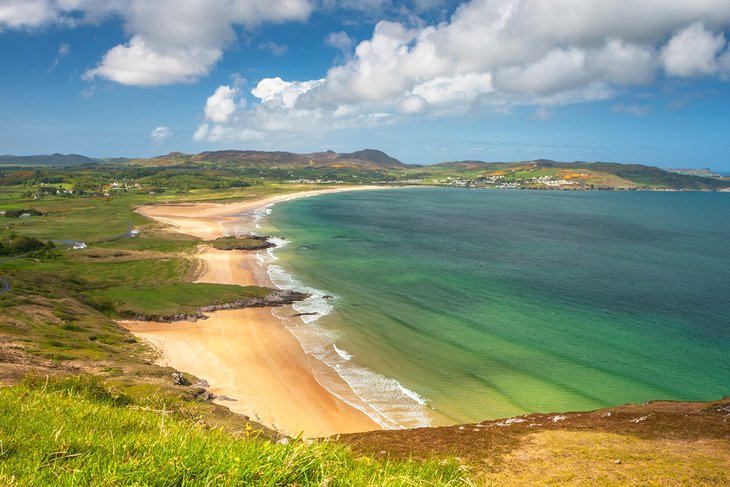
[84,37,222,86]
[661,22,727,77]
[204,85,242,124]
[150,126,173,141]
[1,0,312,85]
[194,0,730,143]
[84,0,312,85]
[0,0,65,29]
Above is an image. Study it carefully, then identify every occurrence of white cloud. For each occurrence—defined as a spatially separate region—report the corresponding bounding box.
[494,48,589,94]
[398,95,428,114]
[661,22,727,77]
[0,0,122,29]
[0,0,312,85]
[259,40,287,56]
[87,0,312,85]
[150,126,173,141]
[204,85,241,124]
[48,41,70,71]
[412,72,493,107]
[251,77,324,109]
[0,0,60,29]
[325,31,355,53]
[589,39,656,85]
[196,0,730,143]
[84,37,222,85]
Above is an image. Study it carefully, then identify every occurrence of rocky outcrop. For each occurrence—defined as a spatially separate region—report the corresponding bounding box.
[211,234,275,251]
[198,289,308,313]
[172,372,191,386]
[126,312,209,323]
[124,289,309,323]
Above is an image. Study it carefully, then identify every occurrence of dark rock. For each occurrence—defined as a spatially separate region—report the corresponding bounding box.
[192,379,210,388]
[292,312,319,317]
[193,389,217,401]
[198,289,309,313]
[127,312,208,323]
[216,395,237,401]
[172,372,190,386]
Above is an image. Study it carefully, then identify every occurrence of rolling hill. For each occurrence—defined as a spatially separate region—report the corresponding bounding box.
[137,149,407,170]
[0,153,98,166]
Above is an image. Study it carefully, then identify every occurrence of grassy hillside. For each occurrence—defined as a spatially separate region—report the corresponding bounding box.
[0,376,467,486]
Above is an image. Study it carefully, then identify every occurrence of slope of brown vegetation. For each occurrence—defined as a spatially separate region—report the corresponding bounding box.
[338,399,730,485]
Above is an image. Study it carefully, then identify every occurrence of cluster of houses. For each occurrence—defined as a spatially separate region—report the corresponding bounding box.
[371,179,424,184]
[527,175,579,187]
[434,174,582,189]
[34,180,145,199]
[285,178,348,184]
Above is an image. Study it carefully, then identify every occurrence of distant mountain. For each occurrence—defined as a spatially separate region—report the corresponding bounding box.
[0,153,98,166]
[338,149,406,168]
[141,149,407,170]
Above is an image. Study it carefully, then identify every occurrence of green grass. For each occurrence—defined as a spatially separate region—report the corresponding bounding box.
[0,191,149,243]
[1,252,192,289]
[88,283,271,318]
[0,376,469,486]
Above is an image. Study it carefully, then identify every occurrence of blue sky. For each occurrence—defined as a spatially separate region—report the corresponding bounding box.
[1,1,730,169]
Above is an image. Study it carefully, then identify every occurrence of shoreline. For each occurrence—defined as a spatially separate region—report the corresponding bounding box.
[123,186,391,437]
[136,186,389,240]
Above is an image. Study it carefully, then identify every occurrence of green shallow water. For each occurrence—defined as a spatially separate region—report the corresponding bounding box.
[263,188,730,425]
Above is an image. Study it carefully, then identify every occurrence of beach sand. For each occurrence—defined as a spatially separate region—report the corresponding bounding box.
[123,309,377,437]
[122,187,386,437]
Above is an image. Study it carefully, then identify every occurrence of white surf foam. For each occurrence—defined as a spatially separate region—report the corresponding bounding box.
[268,264,333,323]
[333,343,352,361]
[269,307,432,429]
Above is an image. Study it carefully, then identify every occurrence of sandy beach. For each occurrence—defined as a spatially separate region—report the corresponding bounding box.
[123,187,386,437]
[136,186,386,240]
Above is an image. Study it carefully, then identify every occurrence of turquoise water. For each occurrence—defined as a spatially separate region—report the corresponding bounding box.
[262,188,729,426]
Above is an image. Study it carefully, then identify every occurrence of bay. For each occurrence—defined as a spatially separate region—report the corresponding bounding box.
[263,188,730,425]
